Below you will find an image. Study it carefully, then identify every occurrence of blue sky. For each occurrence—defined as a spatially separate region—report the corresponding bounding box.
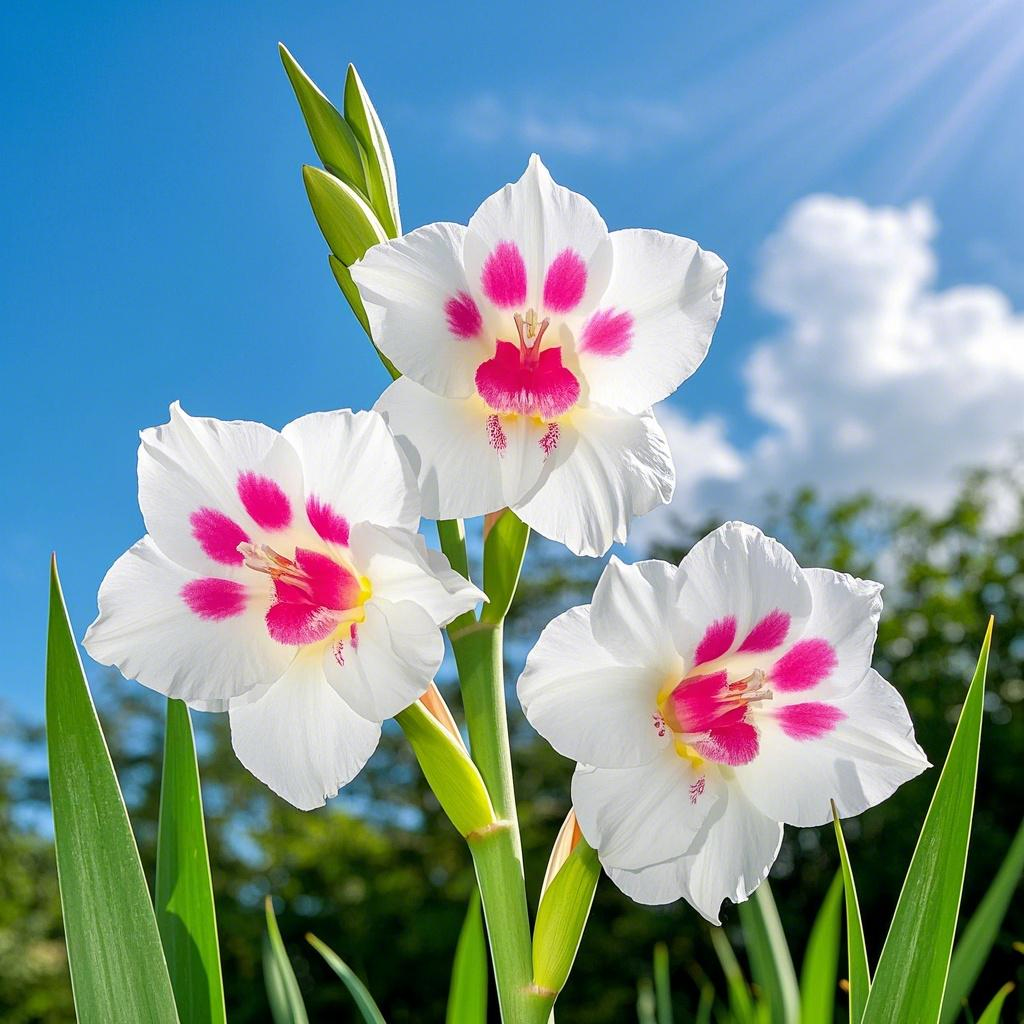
[4,0,1024,720]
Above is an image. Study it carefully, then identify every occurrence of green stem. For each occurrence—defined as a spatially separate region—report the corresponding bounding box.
[437,519,476,634]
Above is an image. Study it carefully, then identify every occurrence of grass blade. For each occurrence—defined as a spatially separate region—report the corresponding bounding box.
[307,933,387,1024]
[862,620,993,1024]
[695,983,714,1024]
[976,982,1015,1024]
[737,881,800,1024]
[46,557,179,1023]
[710,927,755,1024]
[800,872,843,1024]
[832,804,871,1022]
[263,897,309,1024]
[637,976,657,1024]
[940,817,1024,1024]
[446,891,488,1024]
[155,698,225,1024]
[653,941,674,1024]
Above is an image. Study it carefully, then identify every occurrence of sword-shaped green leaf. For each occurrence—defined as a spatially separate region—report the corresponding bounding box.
[800,872,843,1024]
[46,557,179,1024]
[861,620,993,1024]
[738,881,800,1024]
[832,805,871,1023]
[307,933,387,1024]
[446,892,488,1024]
[263,897,308,1024]
[976,982,1015,1024]
[155,698,225,1024]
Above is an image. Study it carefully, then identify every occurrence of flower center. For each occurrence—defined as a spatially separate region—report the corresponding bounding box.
[239,542,371,647]
[474,307,581,419]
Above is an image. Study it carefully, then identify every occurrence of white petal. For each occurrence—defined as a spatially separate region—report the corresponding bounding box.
[322,598,443,721]
[735,669,930,827]
[675,521,812,665]
[571,749,720,870]
[781,567,883,700]
[605,779,783,924]
[588,557,687,675]
[229,650,381,810]
[517,605,668,768]
[514,404,674,557]
[348,522,483,626]
[463,155,613,316]
[84,536,290,703]
[579,229,726,414]
[281,408,420,535]
[138,402,306,574]
[375,377,547,520]
[350,223,491,398]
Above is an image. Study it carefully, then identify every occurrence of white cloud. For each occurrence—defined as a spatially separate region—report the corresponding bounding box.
[453,93,688,158]
[637,194,1024,547]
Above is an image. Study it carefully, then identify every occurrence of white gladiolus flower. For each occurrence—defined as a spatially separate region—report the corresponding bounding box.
[351,155,726,556]
[517,521,929,922]
[85,403,482,810]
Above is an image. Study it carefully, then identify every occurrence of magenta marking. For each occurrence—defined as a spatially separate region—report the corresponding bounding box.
[579,308,633,357]
[481,240,527,308]
[265,602,337,645]
[695,722,759,766]
[689,776,706,804]
[263,548,361,646]
[652,712,667,738]
[181,577,246,620]
[237,472,292,530]
[333,639,345,667]
[444,290,483,339]
[543,248,587,313]
[190,508,250,565]
[306,495,350,546]
[777,702,846,740]
[349,623,359,648]
[476,341,580,418]
[539,422,560,457]
[486,414,507,454]
[694,617,737,666]
[771,638,838,692]
[669,671,730,734]
[738,609,791,653]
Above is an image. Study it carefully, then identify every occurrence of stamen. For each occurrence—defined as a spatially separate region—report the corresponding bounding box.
[237,542,314,595]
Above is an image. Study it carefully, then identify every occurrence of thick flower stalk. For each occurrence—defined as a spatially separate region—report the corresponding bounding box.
[84,403,482,810]
[351,155,727,555]
[517,521,929,922]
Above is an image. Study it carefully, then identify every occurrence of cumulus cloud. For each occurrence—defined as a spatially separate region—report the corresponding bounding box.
[453,93,688,158]
[637,194,1024,547]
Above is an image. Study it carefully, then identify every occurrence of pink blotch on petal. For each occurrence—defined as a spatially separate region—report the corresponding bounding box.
[579,308,633,357]
[237,472,292,531]
[476,341,580,418]
[695,722,759,766]
[543,248,587,313]
[738,609,791,654]
[771,638,838,692]
[306,496,350,546]
[777,702,846,740]
[694,617,737,666]
[265,602,338,646]
[182,578,247,620]
[445,291,483,339]
[264,548,362,646]
[190,508,250,565]
[486,414,507,453]
[481,241,527,308]
[669,671,729,733]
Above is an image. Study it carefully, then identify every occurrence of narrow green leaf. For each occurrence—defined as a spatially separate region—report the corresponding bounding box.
[737,881,800,1024]
[343,64,400,237]
[327,254,400,379]
[695,984,714,1024]
[395,700,496,837]
[263,897,308,1024]
[800,872,843,1024]
[653,942,674,1024]
[710,927,755,1024]
[976,982,1015,1024]
[637,976,658,1024]
[303,164,386,266]
[308,933,387,1024]
[832,804,871,1023]
[941,817,1024,1024]
[446,891,488,1024]
[279,44,368,196]
[155,699,225,1024]
[46,558,180,1024]
[532,832,600,994]
[862,620,993,1024]
[480,509,529,624]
